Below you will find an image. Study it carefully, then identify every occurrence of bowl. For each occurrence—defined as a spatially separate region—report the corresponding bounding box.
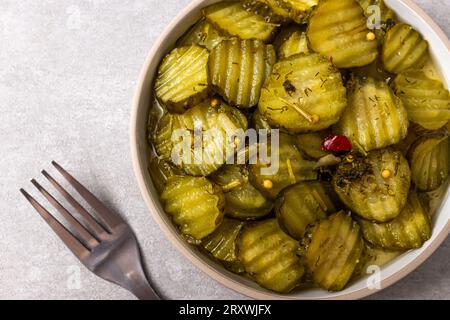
[130,0,450,299]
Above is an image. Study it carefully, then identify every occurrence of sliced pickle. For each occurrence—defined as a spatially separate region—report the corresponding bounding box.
[209,38,276,108]
[382,23,428,74]
[211,165,273,220]
[351,60,392,82]
[357,0,395,21]
[307,0,378,68]
[277,0,319,24]
[153,112,178,166]
[333,149,411,222]
[223,261,246,274]
[423,180,450,217]
[252,110,273,132]
[243,0,291,24]
[155,45,209,113]
[361,246,403,270]
[204,1,278,42]
[409,135,450,191]
[334,76,409,152]
[358,192,431,250]
[356,0,396,44]
[276,27,310,59]
[295,131,330,159]
[161,176,225,240]
[258,53,347,133]
[202,218,245,262]
[177,19,226,51]
[394,123,432,156]
[277,182,336,240]
[305,211,364,291]
[393,70,450,130]
[244,0,317,24]
[148,156,182,194]
[238,219,305,292]
[153,100,248,176]
[249,133,318,199]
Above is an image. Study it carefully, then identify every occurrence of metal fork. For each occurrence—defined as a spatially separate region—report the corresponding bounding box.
[20,161,160,300]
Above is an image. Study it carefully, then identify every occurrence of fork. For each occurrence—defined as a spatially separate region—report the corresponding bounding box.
[20,161,160,300]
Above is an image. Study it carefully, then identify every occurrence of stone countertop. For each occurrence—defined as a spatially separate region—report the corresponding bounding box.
[0,0,449,300]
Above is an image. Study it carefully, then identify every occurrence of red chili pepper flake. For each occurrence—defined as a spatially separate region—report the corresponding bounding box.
[322,134,353,152]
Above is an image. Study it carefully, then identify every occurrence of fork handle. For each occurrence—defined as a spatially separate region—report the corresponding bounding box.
[127,272,161,300]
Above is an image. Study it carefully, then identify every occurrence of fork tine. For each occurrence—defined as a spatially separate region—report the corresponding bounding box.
[31,179,99,249]
[42,170,109,240]
[52,161,122,230]
[20,189,90,260]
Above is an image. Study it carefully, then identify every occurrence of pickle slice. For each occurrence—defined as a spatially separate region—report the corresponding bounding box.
[204,1,278,42]
[155,45,209,113]
[382,23,428,74]
[422,179,450,217]
[153,100,248,176]
[161,176,225,240]
[333,149,411,222]
[249,133,318,199]
[334,76,409,152]
[276,27,310,59]
[202,218,245,262]
[148,156,182,194]
[356,0,396,44]
[277,182,336,240]
[244,0,317,24]
[211,165,273,220]
[238,219,305,293]
[358,192,431,250]
[252,110,273,132]
[258,53,347,133]
[277,0,319,24]
[409,135,450,191]
[394,123,432,157]
[177,19,226,51]
[357,0,395,21]
[305,211,364,291]
[243,0,291,24]
[393,70,450,130]
[295,131,330,159]
[209,38,276,108]
[351,60,392,83]
[307,0,378,68]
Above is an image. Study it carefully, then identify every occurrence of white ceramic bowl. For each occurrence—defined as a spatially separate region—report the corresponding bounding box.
[131,0,450,299]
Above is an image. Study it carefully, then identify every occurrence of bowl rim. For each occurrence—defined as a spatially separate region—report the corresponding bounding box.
[130,0,450,300]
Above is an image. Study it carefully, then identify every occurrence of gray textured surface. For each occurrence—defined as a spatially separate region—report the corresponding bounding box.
[0,0,449,300]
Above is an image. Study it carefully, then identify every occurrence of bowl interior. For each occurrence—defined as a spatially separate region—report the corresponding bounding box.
[131,0,450,299]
